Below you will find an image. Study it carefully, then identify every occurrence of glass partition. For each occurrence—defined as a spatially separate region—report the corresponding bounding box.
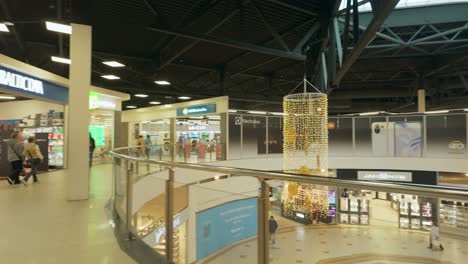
[329,117,353,156]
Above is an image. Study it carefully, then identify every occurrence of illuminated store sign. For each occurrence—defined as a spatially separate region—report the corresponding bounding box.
[188,125,207,131]
[234,116,261,125]
[177,104,216,116]
[0,66,68,103]
[358,171,412,182]
[89,94,117,110]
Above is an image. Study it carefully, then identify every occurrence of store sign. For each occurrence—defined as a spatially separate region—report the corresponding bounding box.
[189,125,207,131]
[234,116,261,125]
[0,66,68,103]
[448,140,465,154]
[176,104,216,116]
[89,94,117,110]
[358,171,412,182]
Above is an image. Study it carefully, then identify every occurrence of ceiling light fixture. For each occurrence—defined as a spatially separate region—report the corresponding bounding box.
[178,96,191,100]
[164,104,172,108]
[0,23,9,32]
[425,110,449,114]
[102,61,125,67]
[101,75,120,80]
[248,111,267,115]
[149,101,161,105]
[126,106,137,109]
[45,21,72,34]
[134,94,148,98]
[228,109,238,113]
[155,80,171,85]
[0,95,16,100]
[51,56,71,64]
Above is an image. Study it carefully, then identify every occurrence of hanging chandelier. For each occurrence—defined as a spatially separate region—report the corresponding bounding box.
[283,80,328,177]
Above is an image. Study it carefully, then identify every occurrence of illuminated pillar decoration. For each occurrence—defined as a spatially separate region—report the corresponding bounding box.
[283,93,328,177]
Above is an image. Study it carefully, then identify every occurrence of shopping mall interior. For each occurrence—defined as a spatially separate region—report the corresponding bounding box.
[1,0,468,263]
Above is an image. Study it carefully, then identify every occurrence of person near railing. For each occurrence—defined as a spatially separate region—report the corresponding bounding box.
[136,135,145,158]
[269,216,279,248]
[89,133,95,168]
[144,135,152,159]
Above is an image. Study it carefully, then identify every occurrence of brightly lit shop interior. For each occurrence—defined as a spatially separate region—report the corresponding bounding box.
[231,109,468,237]
[88,92,129,164]
[123,96,228,161]
[0,55,129,173]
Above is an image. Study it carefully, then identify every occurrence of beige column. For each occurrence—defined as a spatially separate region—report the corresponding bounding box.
[418,89,426,113]
[67,23,92,200]
[220,112,228,160]
[170,118,176,161]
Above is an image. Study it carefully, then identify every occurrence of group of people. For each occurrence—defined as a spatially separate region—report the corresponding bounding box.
[136,135,153,159]
[5,132,43,185]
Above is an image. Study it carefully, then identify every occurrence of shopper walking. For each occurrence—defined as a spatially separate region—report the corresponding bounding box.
[89,133,96,167]
[269,216,279,248]
[23,136,43,184]
[7,132,24,185]
[428,222,444,251]
[145,135,152,159]
[136,135,145,157]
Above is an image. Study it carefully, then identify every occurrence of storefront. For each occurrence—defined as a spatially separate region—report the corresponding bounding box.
[122,97,228,162]
[0,58,129,174]
[336,169,438,231]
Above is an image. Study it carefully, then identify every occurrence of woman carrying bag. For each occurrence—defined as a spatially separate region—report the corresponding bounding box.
[22,136,43,184]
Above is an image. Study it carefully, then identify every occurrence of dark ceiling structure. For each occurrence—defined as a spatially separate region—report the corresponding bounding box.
[1,0,468,113]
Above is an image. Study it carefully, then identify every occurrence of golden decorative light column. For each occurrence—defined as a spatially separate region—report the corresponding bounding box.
[283,93,328,177]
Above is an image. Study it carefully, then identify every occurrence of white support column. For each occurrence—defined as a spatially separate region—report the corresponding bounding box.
[67,23,92,201]
[418,89,426,113]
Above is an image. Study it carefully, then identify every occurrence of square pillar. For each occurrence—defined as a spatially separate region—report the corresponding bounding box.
[418,89,426,113]
[67,23,92,200]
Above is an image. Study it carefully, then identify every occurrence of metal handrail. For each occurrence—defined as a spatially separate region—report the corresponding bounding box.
[111,146,468,200]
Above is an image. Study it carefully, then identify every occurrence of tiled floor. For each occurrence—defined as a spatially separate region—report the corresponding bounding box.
[206,222,467,264]
[0,164,136,264]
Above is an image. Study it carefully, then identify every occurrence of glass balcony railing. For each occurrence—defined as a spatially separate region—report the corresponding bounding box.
[110,145,468,264]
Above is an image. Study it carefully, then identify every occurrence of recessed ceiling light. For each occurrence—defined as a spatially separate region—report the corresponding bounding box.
[178,96,191,100]
[134,94,148,98]
[102,61,125,67]
[149,101,161,105]
[155,80,171,85]
[126,106,137,109]
[101,75,120,80]
[45,21,72,34]
[51,56,71,64]
[0,23,9,32]
[0,95,15,100]
[2,21,14,26]
[228,109,238,113]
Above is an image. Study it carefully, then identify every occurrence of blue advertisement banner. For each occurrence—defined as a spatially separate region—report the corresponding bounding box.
[0,65,68,103]
[196,198,258,260]
[176,104,216,116]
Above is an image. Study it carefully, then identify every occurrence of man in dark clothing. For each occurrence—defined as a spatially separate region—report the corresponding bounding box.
[269,216,279,248]
[89,133,96,167]
[7,132,24,185]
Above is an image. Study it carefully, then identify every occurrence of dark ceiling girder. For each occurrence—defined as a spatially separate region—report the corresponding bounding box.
[156,3,244,71]
[265,0,318,16]
[333,0,400,86]
[147,26,306,61]
[0,0,27,62]
[251,0,290,52]
[424,54,468,78]
[338,0,371,15]
[294,23,320,53]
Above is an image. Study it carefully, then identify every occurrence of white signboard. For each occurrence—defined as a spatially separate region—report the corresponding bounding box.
[358,171,412,182]
[0,69,44,95]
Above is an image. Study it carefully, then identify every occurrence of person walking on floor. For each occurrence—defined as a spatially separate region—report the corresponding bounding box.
[136,135,145,157]
[144,135,152,159]
[89,133,96,167]
[23,136,44,184]
[428,222,444,251]
[7,132,24,185]
[269,216,279,248]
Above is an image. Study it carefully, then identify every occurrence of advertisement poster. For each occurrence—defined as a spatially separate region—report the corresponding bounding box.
[196,198,257,260]
[394,122,422,157]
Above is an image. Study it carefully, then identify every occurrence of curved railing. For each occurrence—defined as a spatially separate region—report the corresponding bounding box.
[110,145,468,264]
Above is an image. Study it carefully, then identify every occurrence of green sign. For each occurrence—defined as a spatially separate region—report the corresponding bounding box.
[176,104,216,116]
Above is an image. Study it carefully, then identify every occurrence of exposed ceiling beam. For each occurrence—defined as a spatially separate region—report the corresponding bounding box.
[265,0,318,16]
[0,0,27,62]
[334,0,400,86]
[147,26,306,61]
